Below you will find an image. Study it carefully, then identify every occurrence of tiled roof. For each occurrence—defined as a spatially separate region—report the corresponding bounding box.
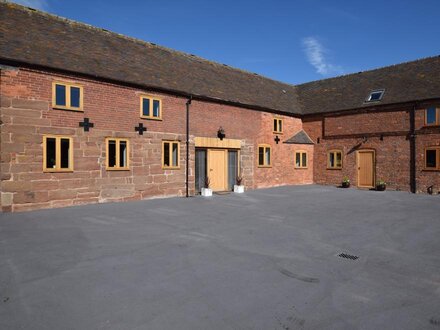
[0,2,300,115]
[1,2,440,116]
[284,130,314,145]
[297,56,440,115]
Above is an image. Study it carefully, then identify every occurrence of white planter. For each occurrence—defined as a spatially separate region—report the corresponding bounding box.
[201,188,212,197]
[234,185,244,193]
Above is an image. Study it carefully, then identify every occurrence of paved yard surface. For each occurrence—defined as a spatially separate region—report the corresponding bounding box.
[1,185,440,330]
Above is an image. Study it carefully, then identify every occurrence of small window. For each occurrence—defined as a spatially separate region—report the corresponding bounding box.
[162,141,180,169]
[295,151,308,168]
[273,118,283,133]
[106,138,129,170]
[140,95,162,120]
[425,107,439,126]
[365,89,384,102]
[258,145,271,167]
[425,147,440,170]
[328,150,343,169]
[43,135,73,172]
[52,82,83,111]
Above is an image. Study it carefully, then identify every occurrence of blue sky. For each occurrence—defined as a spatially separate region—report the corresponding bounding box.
[10,0,440,84]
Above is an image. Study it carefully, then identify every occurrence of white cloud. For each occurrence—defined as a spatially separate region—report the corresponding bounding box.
[302,37,343,76]
[7,0,49,11]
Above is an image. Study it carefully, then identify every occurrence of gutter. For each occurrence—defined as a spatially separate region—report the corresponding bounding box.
[301,98,440,119]
[409,103,416,193]
[185,96,192,198]
[0,59,302,118]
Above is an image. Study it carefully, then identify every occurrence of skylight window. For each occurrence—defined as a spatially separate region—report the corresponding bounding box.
[366,89,385,102]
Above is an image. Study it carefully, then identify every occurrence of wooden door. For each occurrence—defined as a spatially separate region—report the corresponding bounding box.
[208,149,227,191]
[357,150,375,188]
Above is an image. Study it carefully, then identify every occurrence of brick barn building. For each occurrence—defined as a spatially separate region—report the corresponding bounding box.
[0,2,439,212]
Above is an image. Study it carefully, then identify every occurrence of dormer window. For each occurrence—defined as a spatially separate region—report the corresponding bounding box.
[366,89,384,102]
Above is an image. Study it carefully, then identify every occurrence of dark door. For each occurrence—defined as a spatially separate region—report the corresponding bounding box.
[195,149,207,193]
[228,150,238,191]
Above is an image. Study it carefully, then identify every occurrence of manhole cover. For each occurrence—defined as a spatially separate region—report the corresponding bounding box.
[338,253,359,260]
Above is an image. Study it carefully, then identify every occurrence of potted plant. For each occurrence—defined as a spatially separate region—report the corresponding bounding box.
[427,185,434,195]
[201,177,212,197]
[341,176,350,188]
[233,175,244,193]
[376,179,386,191]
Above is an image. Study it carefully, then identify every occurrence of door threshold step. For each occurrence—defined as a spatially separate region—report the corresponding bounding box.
[214,191,231,195]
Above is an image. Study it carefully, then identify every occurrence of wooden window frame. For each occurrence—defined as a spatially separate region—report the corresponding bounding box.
[140,95,162,120]
[162,141,180,169]
[52,81,84,111]
[43,135,74,172]
[273,118,283,134]
[424,107,440,126]
[257,144,272,168]
[294,150,308,169]
[424,147,440,170]
[327,150,343,169]
[106,138,130,171]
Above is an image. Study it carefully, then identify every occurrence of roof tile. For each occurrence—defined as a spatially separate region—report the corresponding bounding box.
[1,2,440,116]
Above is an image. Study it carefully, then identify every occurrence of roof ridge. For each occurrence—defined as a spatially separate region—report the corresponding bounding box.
[1,1,296,90]
[297,54,440,87]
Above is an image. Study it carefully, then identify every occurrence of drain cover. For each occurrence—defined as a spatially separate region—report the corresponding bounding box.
[338,253,359,260]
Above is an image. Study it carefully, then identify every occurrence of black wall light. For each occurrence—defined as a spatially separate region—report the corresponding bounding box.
[217,127,225,140]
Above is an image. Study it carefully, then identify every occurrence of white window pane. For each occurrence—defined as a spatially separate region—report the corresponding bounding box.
[153,100,160,117]
[172,143,178,166]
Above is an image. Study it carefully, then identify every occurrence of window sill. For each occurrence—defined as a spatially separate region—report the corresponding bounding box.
[326,167,342,170]
[363,100,382,104]
[140,116,162,121]
[258,165,272,168]
[294,167,308,169]
[52,106,83,112]
[422,168,440,172]
[163,166,180,170]
[273,131,283,134]
[106,168,130,171]
[43,169,73,173]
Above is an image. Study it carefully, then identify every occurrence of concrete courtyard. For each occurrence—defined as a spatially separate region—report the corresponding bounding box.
[1,185,440,329]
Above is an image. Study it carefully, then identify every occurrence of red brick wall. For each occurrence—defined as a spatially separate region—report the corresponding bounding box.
[0,66,313,211]
[415,106,440,192]
[303,106,440,193]
[324,111,410,136]
[254,112,313,188]
[189,98,312,188]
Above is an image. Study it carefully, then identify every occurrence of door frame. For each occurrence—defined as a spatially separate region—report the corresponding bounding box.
[356,149,376,188]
